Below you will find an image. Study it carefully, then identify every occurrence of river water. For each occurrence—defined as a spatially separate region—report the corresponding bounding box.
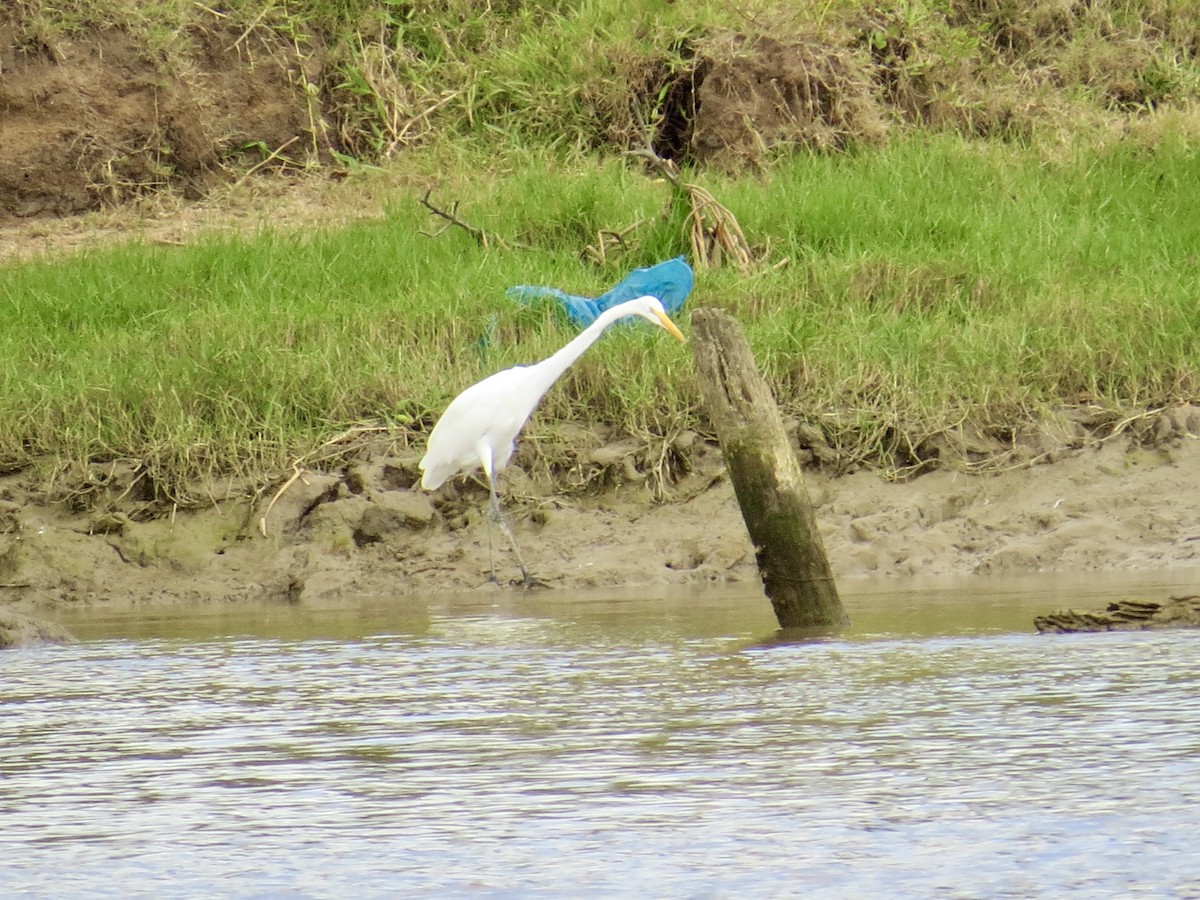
[4,572,1200,897]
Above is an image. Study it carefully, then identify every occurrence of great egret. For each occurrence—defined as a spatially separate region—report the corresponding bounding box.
[419,294,686,585]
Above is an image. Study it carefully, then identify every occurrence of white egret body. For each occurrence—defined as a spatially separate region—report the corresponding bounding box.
[419,294,686,584]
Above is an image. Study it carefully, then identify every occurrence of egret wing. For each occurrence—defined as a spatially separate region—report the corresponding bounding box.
[419,366,540,489]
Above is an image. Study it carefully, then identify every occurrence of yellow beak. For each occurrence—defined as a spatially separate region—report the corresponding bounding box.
[656,312,686,343]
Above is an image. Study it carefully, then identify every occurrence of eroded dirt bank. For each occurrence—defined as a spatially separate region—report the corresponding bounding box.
[3,413,1199,625]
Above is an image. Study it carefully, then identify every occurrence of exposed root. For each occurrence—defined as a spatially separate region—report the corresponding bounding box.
[260,466,310,537]
[683,181,753,271]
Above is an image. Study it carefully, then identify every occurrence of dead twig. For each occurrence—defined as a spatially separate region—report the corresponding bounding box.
[685,182,753,271]
[229,5,273,53]
[419,189,516,250]
[259,466,309,538]
[627,146,683,187]
[958,408,1163,476]
[583,218,649,265]
[232,136,303,190]
[387,90,462,157]
[875,407,1164,482]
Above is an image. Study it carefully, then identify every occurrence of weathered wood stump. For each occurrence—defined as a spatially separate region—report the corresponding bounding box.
[1035,594,1200,633]
[691,307,848,630]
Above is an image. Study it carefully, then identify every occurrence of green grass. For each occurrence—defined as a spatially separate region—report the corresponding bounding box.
[3,133,1198,495]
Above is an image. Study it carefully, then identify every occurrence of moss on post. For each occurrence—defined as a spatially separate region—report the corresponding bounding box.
[691,307,847,630]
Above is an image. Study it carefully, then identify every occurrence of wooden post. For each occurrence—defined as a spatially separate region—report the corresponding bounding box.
[691,308,848,630]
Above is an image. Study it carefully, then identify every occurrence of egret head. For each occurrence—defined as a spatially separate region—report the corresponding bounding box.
[626,295,686,342]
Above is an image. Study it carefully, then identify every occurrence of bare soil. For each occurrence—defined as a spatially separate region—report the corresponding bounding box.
[0,16,317,219]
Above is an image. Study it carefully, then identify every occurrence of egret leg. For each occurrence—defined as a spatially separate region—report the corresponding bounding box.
[482,496,498,584]
[479,450,542,587]
[487,483,534,585]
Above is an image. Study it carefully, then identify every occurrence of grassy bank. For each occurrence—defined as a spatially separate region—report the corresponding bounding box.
[5,0,1200,498]
[10,0,1200,173]
[3,131,1198,497]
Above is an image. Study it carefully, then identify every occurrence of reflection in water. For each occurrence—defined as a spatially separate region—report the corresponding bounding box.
[3,573,1200,896]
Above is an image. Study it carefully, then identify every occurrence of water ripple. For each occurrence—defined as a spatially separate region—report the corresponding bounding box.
[2,614,1199,897]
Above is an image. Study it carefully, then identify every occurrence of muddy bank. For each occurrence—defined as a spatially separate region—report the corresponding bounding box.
[3,415,1199,623]
[0,605,76,648]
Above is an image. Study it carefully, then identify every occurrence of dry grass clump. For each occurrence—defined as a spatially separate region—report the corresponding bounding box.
[939,0,1200,138]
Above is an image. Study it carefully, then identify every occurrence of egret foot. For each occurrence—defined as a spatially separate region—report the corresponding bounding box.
[515,570,550,590]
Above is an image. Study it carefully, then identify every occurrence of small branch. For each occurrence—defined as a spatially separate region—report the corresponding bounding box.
[686,183,753,271]
[259,466,308,538]
[387,90,462,156]
[583,218,649,265]
[419,189,513,250]
[230,5,273,53]
[192,2,228,19]
[626,146,683,188]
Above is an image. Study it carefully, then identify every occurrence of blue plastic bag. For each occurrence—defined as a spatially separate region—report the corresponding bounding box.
[507,256,693,328]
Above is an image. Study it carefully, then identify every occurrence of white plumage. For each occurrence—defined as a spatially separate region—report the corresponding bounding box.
[419,294,686,584]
